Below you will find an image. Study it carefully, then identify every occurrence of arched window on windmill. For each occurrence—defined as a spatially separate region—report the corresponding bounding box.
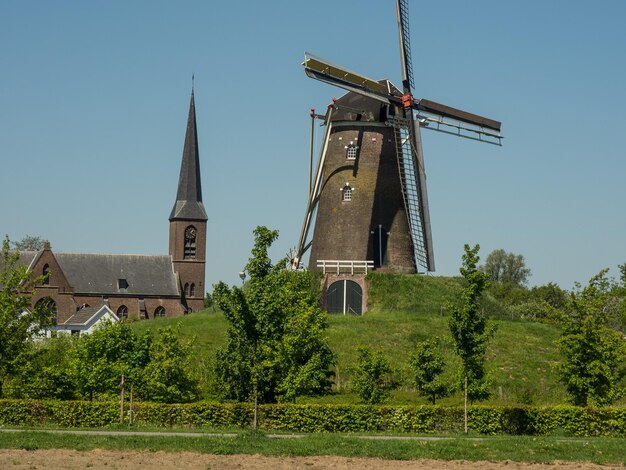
[341,183,353,202]
[345,141,359,160]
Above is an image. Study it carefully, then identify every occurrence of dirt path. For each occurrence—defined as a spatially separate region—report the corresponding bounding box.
[0,449,621,470]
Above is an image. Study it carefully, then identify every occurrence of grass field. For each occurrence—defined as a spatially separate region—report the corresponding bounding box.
[0,429,624,465]
[128,273,572,405]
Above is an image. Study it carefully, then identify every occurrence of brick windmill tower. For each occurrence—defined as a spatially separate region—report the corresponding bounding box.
[294,0,502,314]
[169,86,208,313]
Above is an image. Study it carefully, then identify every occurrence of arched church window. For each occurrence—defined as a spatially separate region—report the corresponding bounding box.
[184,283,190,296]
[190,283,196,297]
[184,226,197,259]
[117,305,128,320]
[35,296,57,325]
[42,264,50,285]
[154,306,166,317]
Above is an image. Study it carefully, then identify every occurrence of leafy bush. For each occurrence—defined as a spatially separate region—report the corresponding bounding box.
[350,347,398,404]
[410,337,451,404]
[2,400,626,436]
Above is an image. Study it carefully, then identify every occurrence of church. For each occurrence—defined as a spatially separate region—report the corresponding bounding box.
[16,89,207,323]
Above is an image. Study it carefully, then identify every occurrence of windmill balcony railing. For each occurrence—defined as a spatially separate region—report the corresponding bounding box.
[317,259,375,275]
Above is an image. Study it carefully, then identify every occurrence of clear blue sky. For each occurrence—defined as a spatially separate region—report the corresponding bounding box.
[2,0,625,291]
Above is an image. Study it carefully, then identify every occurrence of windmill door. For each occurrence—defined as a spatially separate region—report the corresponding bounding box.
[327,280,363,315]
[372,225,389,267]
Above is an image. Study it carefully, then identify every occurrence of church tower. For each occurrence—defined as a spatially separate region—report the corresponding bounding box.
[169,88,207,313]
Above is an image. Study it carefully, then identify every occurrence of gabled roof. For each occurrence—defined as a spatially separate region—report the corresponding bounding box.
[3,250,39,271]
[53,252,179,296]
[169,89,208,222]
[59,304,118,329]
[0,251,40,289]
[16,251,39,270]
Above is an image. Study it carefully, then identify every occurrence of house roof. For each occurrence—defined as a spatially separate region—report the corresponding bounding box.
[53,252,179,296]
[61,306,101,326]
[169,89,208,222]
[60,304,118,328]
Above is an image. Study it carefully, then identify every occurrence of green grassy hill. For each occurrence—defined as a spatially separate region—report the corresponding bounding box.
[130,273,568,405]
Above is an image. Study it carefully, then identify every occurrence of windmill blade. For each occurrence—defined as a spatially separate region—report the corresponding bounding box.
[394,0,434,271]
[294,106,336,268]
[416,98,501,132]
[390,111,435,272]
[303,52,395,105]
[407,115,435,271]
[396,0,414,93]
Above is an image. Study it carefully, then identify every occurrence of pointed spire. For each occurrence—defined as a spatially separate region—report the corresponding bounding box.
[169,87,208,221]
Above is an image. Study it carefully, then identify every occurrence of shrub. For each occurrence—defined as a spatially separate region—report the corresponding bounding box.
[2,400,626,437]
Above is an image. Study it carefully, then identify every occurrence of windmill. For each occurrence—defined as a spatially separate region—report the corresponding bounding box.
[294,0,501,294]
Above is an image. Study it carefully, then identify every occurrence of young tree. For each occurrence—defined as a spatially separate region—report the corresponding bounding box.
[449,244,494,402]
[557,270,626,406]
[410,337,450,404]
[481,249,531,287]
[68,321,152,400]
[213,226,334,411]
[0,237,53,396]
[350,346,398,404]
[140,326,198,403]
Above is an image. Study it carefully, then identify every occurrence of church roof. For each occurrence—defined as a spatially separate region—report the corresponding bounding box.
[169,89,208,222]
[53,252,179,297]
[2,251,39,270]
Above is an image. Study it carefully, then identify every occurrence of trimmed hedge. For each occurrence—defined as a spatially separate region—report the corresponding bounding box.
[1,400,625,436]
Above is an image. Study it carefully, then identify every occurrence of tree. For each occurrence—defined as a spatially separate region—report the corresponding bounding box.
[12,235,45,251]
[410,337,451,404]
[619,263,626,288]
[140,326,198,403]
[213,226,334,411]
[556,270,626,406]
[0,237,54,396]
[529,282,568,310]
[481,249,531,287]
[3,335,75,400]
[204,291,214,311]
[68,321,152,400]
[350,346,398,404]
[449,244,494,402]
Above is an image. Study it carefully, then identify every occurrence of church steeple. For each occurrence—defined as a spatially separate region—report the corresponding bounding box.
[169,88,208,221]
[169,87,207,313]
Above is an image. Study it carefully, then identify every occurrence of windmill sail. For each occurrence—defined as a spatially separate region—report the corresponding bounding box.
[391,118,434,271]
[395,0,435,271]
